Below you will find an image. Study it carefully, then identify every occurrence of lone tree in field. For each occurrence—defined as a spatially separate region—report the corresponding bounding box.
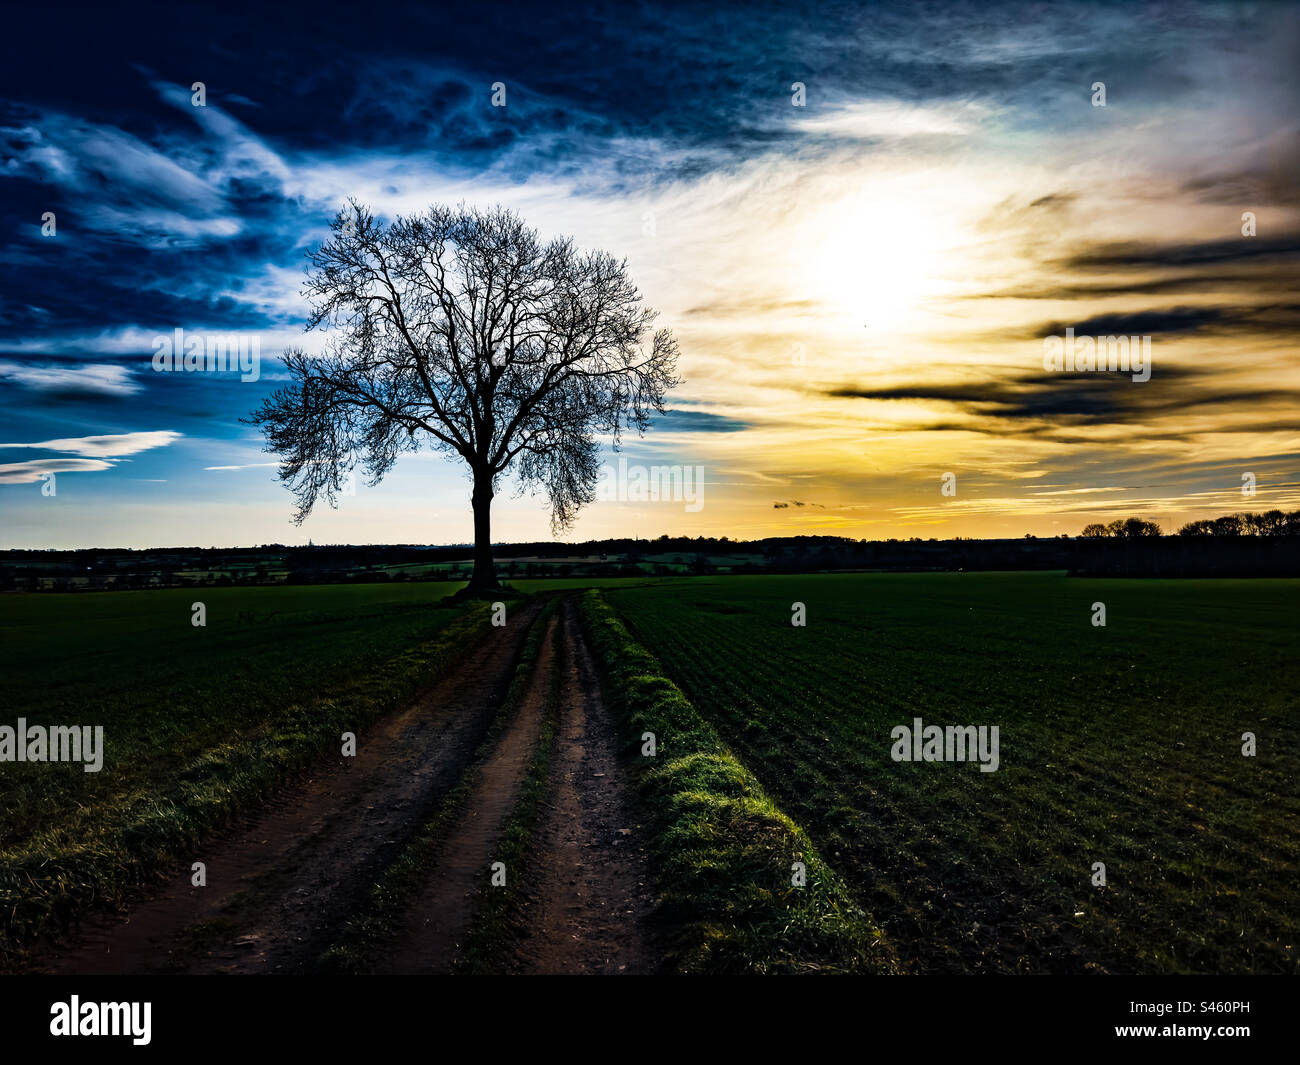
[248,202,680,589]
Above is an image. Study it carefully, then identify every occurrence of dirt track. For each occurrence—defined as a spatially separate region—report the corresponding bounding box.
[385,611,559,973]
[35,594,652,975]
[511,601,653,974]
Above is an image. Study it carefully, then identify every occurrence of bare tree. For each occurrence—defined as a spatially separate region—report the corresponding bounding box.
[247,201,680,589]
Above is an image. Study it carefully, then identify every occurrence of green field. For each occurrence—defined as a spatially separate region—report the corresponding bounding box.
[600,572,1299,974]
[1,571,1295,973]
[0,582,480,951]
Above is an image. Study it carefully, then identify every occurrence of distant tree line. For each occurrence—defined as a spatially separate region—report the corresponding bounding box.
[1080,510,1300,539]
[5,517,1299,591]
[1080,518,1163,538]
[1175,510,1300,537]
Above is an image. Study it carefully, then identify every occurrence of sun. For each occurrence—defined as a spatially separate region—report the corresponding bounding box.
[801,185,966,337]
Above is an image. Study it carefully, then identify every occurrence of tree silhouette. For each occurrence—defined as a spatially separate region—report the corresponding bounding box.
[248,201,680,589]
[1080,518,1162,538]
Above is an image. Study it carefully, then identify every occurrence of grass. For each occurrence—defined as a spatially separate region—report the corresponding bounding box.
[578,590,898,974]
[7,570,1293,975]
[600,572,1300,974]
[0,582,478,958]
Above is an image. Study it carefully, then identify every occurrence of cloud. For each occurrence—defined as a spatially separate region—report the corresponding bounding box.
[1178,125,1300,206]
[0,360,140,396]
[657,409,751,433]
[0,117,228,230]
[973,270,1300,301]
[0,457,113,484]
[1062,235,1300,271]
[0,431,182,458]
[797,100,990,139]
[1034,307,1235,338]
[825,365,1300,444]
[1032,304,1300,341]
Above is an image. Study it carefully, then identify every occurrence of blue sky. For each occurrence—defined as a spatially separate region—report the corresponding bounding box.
[2,0,1297,547]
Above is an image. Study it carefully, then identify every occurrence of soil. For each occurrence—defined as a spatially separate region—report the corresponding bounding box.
[510,599,654,974]
[384,612,558,973]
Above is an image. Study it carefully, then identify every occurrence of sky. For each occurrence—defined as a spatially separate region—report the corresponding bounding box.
[1,0,1297,548]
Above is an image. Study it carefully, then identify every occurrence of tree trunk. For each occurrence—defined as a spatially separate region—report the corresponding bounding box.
[469,469,498,590]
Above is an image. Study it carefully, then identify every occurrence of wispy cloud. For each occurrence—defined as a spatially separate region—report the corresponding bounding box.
[0,457,113,484]
[0,360,141,396]
[797,99,990,139]
[0,431,182,458]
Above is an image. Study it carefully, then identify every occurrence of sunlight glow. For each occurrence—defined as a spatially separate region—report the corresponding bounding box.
[802,184,968,336]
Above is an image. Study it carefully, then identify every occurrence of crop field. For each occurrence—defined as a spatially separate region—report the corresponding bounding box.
[0,582,477,952]
[600,572,1300,974]
[2,571,1295,977]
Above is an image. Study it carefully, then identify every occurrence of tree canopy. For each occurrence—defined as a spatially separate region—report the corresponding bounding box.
[248,201,680,587]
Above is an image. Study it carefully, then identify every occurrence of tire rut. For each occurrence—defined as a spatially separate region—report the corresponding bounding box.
[510,598,654,974]
[383,611,559,973]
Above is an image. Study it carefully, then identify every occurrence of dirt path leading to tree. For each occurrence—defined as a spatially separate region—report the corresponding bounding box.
[37,601,545,975]
[32,593,654,976]
[383,597,653,974]
[511,599,654,974]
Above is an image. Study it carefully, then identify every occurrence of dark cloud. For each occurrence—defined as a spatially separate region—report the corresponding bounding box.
[1178,125,1300,207]
[1039,306,1230,336]
[659,410,751,433]
[1028,193,1075,210]
[1062,235,1300,271]
[826,365,1300,442]
[1028,303,1300,340]
[683,297,822,319]
[974,270,1300,301]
